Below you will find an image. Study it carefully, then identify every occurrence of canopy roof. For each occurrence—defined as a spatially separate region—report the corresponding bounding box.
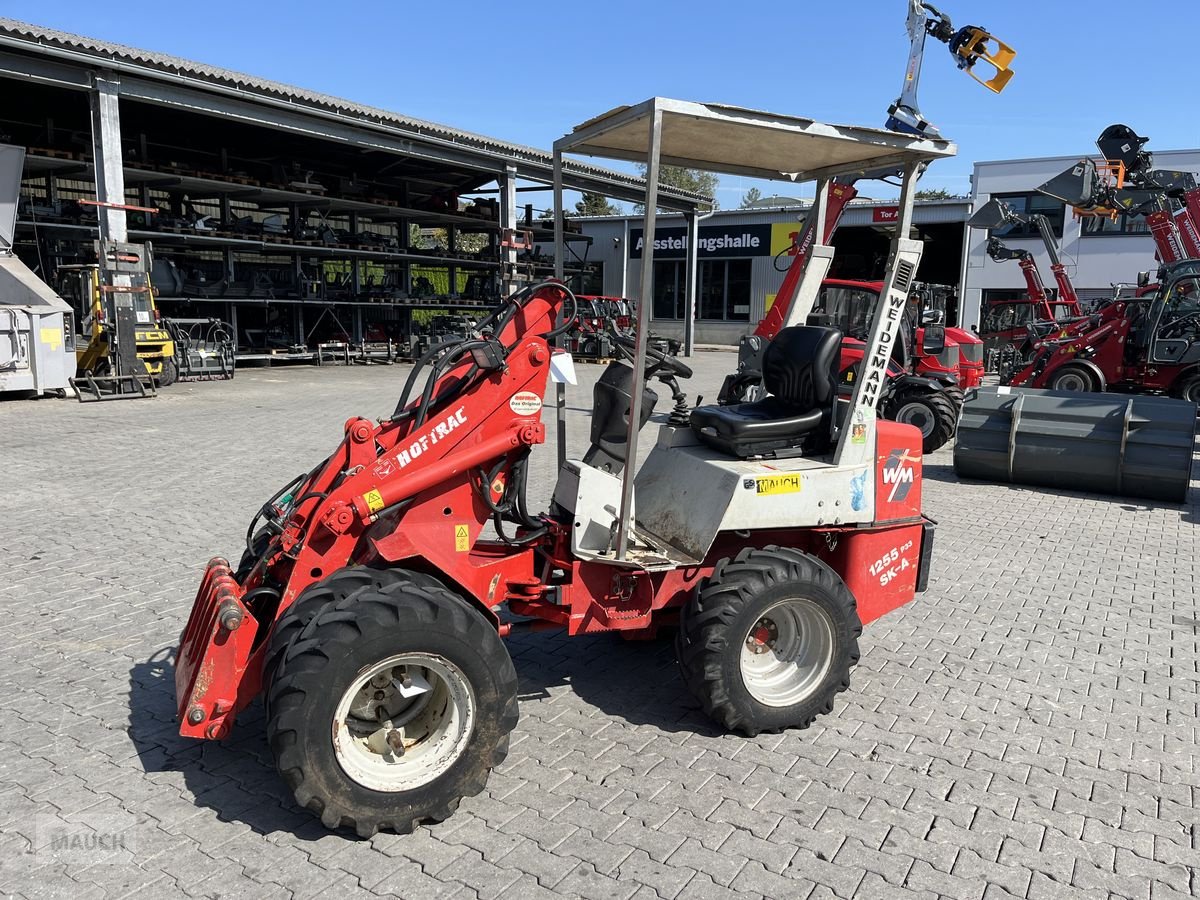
[556,98,956,183]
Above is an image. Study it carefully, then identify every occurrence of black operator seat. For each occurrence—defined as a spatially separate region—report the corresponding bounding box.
[689,325,843,458]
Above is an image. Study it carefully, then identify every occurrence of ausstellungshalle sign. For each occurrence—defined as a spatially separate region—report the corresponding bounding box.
[630,224,771,259]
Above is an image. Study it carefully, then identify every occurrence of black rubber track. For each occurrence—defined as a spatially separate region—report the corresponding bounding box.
[266,577,518,837]
[886,389,958,453]
[676,545,862,737]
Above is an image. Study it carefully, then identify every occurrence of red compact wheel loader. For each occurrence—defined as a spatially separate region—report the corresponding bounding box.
[174,97,956,837]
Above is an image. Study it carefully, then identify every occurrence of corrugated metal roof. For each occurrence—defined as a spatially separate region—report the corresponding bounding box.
[0,18,709,205]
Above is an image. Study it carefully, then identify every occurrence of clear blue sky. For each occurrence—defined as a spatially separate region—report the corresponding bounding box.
[4,1,1193,208]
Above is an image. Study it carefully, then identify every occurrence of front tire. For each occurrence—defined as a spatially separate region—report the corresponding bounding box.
[677,546,861,737]
[1049,364,1098,393]
[1172,373,1200,404]
[266,578,518,837]
[885,390,957,452]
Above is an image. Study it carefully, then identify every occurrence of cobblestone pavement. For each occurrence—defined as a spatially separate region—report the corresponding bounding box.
[1,354,1197,900]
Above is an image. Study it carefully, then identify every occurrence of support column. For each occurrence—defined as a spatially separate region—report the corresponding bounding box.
[683,211,699,356]
[499,165,518,296]
[614,106,663,561]
[89,72,126,243]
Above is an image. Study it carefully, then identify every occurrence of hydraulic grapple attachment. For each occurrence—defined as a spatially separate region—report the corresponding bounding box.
[949,26,1016,93]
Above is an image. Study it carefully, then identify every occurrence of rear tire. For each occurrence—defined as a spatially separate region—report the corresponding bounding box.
[266,577,517,837]
[1049,364,1098,393]
[677,546,861,737]
[885,390,957,452]
[158,358,178,387]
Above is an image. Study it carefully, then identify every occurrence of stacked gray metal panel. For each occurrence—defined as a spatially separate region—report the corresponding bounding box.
[954,386,1196,502]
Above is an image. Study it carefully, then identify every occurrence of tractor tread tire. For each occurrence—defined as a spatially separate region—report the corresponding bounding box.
[887,390,958,453]
[945,385,965,410]
[676,546,861,738]
[262,566,443,709]
[266,577,517,838]
[158,358,178,387]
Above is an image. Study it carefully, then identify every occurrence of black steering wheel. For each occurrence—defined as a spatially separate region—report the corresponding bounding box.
[614,332,693,379]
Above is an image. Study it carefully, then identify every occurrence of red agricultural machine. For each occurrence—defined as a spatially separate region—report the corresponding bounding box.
[809,278,983,451]
[174,97,957,837]
[993,124,1200,398]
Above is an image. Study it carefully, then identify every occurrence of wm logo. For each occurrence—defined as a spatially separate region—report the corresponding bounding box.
[882,448,917,502]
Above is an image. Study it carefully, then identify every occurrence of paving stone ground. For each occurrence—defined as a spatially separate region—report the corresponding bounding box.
[0,353,1197,900]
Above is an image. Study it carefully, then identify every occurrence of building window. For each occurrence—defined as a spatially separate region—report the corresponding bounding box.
[653,259,751,321]
[1079,211,1150,236]
[989,192,1065,239]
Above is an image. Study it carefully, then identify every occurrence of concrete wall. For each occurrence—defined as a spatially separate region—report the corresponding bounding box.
[959,149,1200,330]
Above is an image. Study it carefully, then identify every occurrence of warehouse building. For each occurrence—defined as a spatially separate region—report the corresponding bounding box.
[0,18,704,360]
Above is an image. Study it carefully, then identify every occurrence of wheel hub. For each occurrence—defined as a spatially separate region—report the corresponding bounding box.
[333,653,476,792]
[739,598,835,707]
[746,619,778,655]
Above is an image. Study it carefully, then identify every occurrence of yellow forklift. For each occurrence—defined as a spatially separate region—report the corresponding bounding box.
[59,256,177,387]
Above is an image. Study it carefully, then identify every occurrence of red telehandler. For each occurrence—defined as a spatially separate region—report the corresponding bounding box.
[809,278,965,452]
[174,98,955,837]
[720,0,1011,447]
[1000,125,1200,399]
[966,196,1086,376]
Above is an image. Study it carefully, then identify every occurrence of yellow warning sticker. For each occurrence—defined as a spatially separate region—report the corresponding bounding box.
[364,489,385,512]
[454,524,470,552]
[755,474,801,496]
[39,327,62,350]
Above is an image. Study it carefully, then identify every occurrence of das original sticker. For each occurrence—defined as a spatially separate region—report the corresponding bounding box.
[509,391,543,415]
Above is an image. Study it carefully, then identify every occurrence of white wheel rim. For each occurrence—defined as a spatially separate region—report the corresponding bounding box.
[1054,371,1088,391]
[739,598,835,707]
[332,653,475,792]
[893,401,936,438]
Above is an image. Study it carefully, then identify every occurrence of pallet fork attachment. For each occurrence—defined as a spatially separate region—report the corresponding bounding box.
[69,371,154,402]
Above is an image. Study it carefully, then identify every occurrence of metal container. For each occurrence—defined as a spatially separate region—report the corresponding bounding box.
[954,386,1196,502]
[0,143,75,397]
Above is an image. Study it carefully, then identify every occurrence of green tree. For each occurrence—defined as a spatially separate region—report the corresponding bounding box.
[914,188,963,200]
[739,186,763,209]
[574,192,622,217]
[632,165,718,213]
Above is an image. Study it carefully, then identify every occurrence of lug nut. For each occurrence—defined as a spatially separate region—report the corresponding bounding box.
[386,730,405,756]
[186,706,206,725]
[373,690,386,701]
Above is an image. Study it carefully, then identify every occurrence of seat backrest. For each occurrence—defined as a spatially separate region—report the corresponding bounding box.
[762,325,844,411]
